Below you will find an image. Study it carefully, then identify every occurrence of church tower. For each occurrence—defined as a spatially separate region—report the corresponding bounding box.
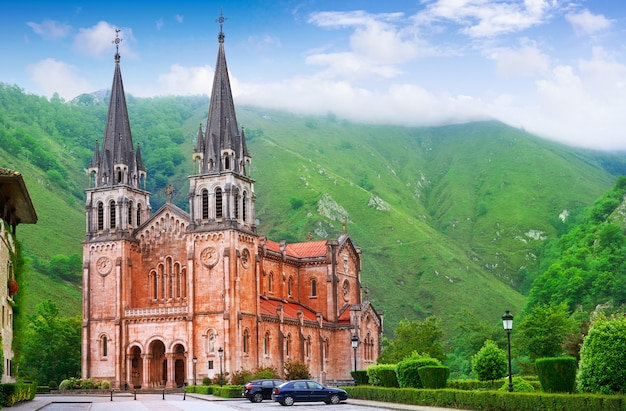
[82,31,151,384]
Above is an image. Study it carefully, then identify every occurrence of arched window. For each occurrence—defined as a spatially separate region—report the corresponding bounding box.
[287,277,293,297]
[242,191,248,222]
[109,200,116,229]
[128,200,133,227]
[305,336,311,358]
[97,202,104,230]
[311,279,317,297]
[167,257,173,299]
[208,331,215,354]
[202,189,209,220]
[215,187,223,219]
[285,334,291,357]
[224,156,230,170]
[117,169,122,184]
[102,335,108,357]
[268,272,274,293]
[175,263,181,299]
[151,271,157,299]
[234,190,239,220]
[264,332,270,355]
[159,264,165,299]
[243,329,249,354]
[137,203,142,226]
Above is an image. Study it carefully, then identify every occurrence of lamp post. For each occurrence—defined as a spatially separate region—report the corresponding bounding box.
[218,347,224,387]
[502,310,514,392]
[192,356,197,386]
[351,335,359,384]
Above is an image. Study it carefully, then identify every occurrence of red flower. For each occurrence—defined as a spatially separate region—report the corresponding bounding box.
[8,278,18,296]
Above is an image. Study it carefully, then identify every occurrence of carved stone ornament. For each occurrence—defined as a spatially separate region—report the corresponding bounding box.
[96,257,112,276]
[201,246,219,268]
[241,248,250,268]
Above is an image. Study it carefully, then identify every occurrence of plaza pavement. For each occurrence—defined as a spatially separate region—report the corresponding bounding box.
[10,392,464,411]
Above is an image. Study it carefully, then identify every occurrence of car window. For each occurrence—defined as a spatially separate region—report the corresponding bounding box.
[262,380,272,387]
[294,381,308,389]
[273,380,282,386]
[307,381,323,390]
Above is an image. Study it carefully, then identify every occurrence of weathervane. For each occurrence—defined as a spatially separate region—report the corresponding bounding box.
[216,9,227,42]
[112,29,123,62]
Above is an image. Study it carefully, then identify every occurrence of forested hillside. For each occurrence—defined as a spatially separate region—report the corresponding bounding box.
[1,82,626,342]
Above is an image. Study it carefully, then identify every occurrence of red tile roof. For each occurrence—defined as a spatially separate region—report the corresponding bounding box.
[338,307,351,323]
[260,299,319,322]
[263,239,328,258]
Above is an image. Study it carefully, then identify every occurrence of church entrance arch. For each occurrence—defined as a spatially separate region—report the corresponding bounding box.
[173,344,186,388]
[149,340,167,387]
[130,346,143,389]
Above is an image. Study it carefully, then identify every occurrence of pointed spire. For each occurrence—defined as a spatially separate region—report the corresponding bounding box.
[90,139,100,168]
[135,142,144,172]
[195,12,251,177]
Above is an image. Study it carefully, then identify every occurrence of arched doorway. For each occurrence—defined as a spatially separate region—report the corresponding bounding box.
[130,346,143,389]
[173,344,185,388]
[149,340,167,388]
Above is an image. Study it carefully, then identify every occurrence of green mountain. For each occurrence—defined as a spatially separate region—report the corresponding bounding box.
[1,83,625,340]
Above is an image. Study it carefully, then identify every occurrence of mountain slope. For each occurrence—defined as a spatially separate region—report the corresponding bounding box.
[2,85,625,339]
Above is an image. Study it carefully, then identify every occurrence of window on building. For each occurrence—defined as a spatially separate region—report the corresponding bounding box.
[268,272,274,293]
[175,263,181,299]
[287,277,293,297]
[242,191,247,222]
[167,257,173,299]
[305,336,311,358]
[109,200,116,229]
[243,329,249,354]
[151,270,157,300]
[208,360,214,370]
[159,265,165,299]
[285,334,291,357]
[97,202,104,230]
[311,279,317,297]
[264,332,270,356]
[234,190,239,220]
[102,335,108,357]
[202,189,209,220]
[137,203,142,226]
[208,331,215,354]
[128,201,133,227]
[215,187,223,219]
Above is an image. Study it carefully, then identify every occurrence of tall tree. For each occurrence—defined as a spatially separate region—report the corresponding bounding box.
[378,316,446,363]
[19,300,81,384]
[516,302,576,360]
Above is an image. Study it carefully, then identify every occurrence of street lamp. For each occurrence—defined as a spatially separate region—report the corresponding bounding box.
[351,335,359,384]
[218,347,224,387]
[502,310,514,392]
[192,356,197,386]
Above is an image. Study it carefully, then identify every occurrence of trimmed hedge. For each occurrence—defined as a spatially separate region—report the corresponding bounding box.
[418,366,449,389]
[446,378,541,391]
[351,370,369,385]
[396,355,441,388]
[367,364,398,387]
[535,356,577,393]
[0,381,37,406]
[186,384,242,398]
[344,386,626,411]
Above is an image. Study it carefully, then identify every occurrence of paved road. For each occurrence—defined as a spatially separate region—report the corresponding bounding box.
[11,393,463,411]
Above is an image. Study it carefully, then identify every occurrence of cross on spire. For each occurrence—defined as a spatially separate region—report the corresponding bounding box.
[112,29,123,62]
[216,9,227,43]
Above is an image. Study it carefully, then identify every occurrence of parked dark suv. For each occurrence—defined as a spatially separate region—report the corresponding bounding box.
[242,379,284,402]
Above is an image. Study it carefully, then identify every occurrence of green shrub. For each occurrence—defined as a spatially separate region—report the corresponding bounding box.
[367,364,398,387]
[284,360,310,380]
[351,370,369,385]
[48,380,58,389]
[58,379,70,390]
[498,377,535,392]
[202,377,211,385]
[231,368,253,385]
[253,366,280,380]
[578,314,626,394]
[535,356,577,393]
[472,340,507,382]
[418,366,449,389]
[101,380,111,389]
[396,353,441,388]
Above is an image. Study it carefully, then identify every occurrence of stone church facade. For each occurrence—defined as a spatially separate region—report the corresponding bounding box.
[82,26,382,389]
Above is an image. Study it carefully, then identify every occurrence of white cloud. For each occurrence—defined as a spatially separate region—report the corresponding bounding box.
[73,21,136,59]
[489,39,550,77]
[27,58,92,100]
[565,9,612,36]
[149,64,214,96]
[156,19,164,31]
[175,14,184,23]
[417,0,559,38]
[26,20,71,40]
[307,11,428,80]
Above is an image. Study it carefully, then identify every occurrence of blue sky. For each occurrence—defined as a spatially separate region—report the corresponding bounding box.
[1,0,625,150]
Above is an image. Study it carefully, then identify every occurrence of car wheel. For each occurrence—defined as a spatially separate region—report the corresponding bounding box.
[329,394,340,405]
[253,392,264,403]
[283,396,295,406]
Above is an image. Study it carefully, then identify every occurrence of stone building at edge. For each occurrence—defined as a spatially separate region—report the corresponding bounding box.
[82,25,382,389]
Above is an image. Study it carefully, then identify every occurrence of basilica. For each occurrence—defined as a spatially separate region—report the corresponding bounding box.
[82,24,382,389]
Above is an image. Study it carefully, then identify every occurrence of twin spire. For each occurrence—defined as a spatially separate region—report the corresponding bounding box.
[90,14,250,192]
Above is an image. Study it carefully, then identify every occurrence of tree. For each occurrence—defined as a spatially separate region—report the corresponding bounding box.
[578,314,626,394]
[19,300,81,384]
[516,302,576,359]
[378,316,446,364]
[472,340,507,382]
